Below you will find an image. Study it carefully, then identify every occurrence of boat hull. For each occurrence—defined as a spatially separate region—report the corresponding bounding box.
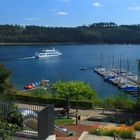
[35,54,62,58]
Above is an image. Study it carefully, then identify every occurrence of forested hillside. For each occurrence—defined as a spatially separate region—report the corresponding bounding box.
[1,22,140,44]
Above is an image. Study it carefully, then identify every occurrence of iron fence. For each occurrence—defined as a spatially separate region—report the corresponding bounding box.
[0,100,54,140]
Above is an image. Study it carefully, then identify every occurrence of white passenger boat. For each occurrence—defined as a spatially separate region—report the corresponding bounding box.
[35,48,62,58]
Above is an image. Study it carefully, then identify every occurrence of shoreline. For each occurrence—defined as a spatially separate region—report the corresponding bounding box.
[0,42,89,46]
[0,42,137,46]
[0,42,68,46]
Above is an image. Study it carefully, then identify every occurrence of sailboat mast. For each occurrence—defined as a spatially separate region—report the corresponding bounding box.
[101,53,103,67]
[126,57,129,79]
[112,55,114,69]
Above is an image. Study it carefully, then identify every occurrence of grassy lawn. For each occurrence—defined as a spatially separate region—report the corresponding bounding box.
[54,118,74,125]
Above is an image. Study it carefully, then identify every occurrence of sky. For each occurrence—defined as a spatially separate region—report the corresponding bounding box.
[1,0,140,27]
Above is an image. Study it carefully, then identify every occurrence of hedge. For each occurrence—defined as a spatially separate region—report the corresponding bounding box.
[8,94,93,109]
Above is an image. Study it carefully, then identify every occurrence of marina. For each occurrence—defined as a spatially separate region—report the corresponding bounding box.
[94,67,139,94]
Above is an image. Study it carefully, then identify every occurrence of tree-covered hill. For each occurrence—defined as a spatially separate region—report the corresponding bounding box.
[1,22,140,44]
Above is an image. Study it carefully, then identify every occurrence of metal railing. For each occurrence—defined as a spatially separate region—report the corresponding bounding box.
[0,100,54,140]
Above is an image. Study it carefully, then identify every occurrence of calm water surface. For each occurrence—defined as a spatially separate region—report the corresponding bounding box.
[0,44,140,98]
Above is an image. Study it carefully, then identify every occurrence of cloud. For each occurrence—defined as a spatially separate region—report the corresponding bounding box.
[92,2,102,8]
[56,11,68,15]
[26,18,39,21]
[129,6,140,10]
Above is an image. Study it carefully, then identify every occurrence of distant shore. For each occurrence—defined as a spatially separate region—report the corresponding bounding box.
[0,42,136,46]
[0,42,86,46]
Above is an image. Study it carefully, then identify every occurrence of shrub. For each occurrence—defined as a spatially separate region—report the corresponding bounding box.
[116,126,135,139]
[7,111,23,127]
[132,121,140,130]
[92,95,134,110]
[118,129,135,139]
[92,97,104,108]
[90,125,135,139]
[90,124,103,136]
[90,128,102,136]
[101,128,115,137]
[0,119,20,139]
[103,95,134,110]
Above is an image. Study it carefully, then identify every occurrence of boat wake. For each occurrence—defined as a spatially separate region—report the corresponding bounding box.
[18,56,35,60]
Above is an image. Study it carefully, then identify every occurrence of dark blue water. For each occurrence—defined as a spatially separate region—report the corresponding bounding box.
[0,44,140,98]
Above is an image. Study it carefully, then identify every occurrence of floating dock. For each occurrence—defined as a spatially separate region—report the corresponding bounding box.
[94,67,140,94]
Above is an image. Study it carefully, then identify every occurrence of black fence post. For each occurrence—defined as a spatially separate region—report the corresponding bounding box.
[76,95,78,125]
[38,104,54,140]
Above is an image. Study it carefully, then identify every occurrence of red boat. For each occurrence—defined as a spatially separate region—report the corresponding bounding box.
[24,84,33,89]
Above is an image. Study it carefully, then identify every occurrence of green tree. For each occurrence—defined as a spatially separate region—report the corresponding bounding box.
[1,23,140,43]
[52,80,96,100]
[0,64,11,95]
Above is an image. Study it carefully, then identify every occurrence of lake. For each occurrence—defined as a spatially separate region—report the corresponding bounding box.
[0,44,140,98]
